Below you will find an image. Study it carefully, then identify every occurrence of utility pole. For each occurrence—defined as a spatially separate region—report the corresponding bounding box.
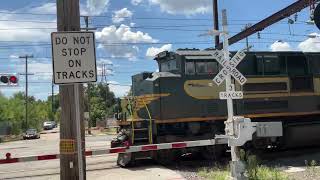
[213,0,220,48]
[56,1,86,180]
[81,15,97,135]
[242,24,251,51]
[19,54,33,130]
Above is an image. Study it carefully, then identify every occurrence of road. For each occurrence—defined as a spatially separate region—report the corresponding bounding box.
[0,129,185,180]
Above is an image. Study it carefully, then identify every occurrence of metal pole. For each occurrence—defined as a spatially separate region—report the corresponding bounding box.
[25,56,28,130]
[74,84,84,180]
[52,79,55,122]
[83,16,92,135]
[19,55,33,130]
[221,9,243,180]
[213,0,220,48]
[244,24,251,52]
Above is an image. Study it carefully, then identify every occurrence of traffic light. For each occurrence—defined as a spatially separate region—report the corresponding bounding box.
[0,74,19,86]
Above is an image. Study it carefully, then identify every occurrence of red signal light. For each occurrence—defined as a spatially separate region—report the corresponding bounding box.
[9,76,18,84]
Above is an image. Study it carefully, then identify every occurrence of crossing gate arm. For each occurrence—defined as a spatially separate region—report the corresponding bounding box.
[1,119,283,165]
[0,139,228,164]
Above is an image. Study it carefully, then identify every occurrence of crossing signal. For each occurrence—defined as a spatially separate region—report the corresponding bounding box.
[0,74,19,86]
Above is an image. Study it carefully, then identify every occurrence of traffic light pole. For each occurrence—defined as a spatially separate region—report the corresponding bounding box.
[56,0,86,180]
[19,55,33,130]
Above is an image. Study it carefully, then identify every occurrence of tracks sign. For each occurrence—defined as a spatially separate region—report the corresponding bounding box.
[51,32,97,84]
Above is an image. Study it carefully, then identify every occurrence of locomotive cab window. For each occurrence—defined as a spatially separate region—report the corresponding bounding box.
[160,59,179,73]
[196,62,206,74]
[185,61,195,75]
[186,61,218,75]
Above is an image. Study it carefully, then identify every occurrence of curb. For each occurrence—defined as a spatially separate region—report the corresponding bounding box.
[40,131,59,134]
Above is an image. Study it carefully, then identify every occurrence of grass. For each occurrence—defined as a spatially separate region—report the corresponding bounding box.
[198,152,288,180]
[198,166,288,180]
[198,167,230,180]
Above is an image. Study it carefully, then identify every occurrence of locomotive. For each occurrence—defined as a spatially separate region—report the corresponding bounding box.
[112,49,320,166]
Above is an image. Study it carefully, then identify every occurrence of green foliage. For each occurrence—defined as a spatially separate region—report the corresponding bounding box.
[85,83,116,126]
[0,92,59,135]
[0,82,117,135]
[198,150,288,180]
[198,167,230,180]
[244,151,288,180]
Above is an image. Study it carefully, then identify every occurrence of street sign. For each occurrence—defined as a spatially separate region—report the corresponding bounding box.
[51,32,97,84]
[219,91,243,100]
[212,49,247,86]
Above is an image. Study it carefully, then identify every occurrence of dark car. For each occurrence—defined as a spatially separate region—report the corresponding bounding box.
[23,129,40,140]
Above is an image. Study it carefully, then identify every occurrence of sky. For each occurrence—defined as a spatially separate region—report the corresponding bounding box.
[0,0,320,100]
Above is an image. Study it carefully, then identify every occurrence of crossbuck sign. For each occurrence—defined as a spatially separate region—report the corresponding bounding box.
[211,50,247,86]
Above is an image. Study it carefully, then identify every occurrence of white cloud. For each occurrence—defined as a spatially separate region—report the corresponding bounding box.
[31,3,56,14]
[97,58,113,65]
[0,3,57,42]
[132,0,143,5]
[108,81,131,97]
[86,0,110,16]
[130,22,136,27]
[146,44,172,58]
[298,33,320,52]
[149,0,211,15]
[112,8,133,23]
[270,41,292,51]
[96,24,157,58]
[0,16,54,42]
[9,55,19,59]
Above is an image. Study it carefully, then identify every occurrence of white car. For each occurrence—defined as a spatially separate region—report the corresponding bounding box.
[43,121,54,130]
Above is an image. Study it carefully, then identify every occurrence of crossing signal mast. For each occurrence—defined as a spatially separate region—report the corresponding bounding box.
[0,74,19,86]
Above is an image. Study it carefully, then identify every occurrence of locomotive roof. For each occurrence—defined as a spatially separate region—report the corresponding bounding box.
[154,50,320,61]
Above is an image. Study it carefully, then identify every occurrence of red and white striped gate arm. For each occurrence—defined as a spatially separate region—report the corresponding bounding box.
[0,138,227,164]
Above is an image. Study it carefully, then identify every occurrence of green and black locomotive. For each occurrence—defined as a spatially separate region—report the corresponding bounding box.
[112,49,320,166]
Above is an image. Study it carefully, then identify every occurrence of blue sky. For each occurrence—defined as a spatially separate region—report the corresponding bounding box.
[0,0,319,100]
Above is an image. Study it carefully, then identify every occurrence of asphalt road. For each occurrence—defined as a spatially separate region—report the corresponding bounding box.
[0,129,185,180]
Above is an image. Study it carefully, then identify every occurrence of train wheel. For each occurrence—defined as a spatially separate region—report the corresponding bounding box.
[117,152,135,167]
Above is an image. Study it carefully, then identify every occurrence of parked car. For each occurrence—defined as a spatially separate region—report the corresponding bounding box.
[43,121,54,130]
[23,129,40,140]
[51,121,58,128]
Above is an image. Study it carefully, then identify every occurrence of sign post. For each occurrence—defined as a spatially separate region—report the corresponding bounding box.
[51,31,97,180]
[211,9,247,180]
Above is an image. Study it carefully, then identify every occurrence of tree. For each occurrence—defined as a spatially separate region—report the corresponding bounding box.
[85,83,116,126]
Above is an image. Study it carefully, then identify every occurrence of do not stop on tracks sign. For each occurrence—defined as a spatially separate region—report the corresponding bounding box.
[51,32,97,84]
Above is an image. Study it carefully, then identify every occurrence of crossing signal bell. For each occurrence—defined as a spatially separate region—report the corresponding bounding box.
[0,74,18,86]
